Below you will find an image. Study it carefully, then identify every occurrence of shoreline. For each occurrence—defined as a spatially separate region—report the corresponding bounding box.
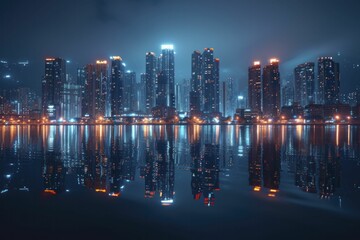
[1,123,359,126]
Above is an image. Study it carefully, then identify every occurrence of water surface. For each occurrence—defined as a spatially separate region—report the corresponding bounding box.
[1,125,360,239]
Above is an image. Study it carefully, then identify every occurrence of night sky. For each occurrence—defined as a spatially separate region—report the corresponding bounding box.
[1,0,360,93]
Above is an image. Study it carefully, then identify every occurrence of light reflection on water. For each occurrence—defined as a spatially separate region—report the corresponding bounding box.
[0,125,359,211]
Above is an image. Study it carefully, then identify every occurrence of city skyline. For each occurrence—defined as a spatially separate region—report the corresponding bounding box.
[1,0,360,93]
[1,1,360,239]
[2,47,360,123]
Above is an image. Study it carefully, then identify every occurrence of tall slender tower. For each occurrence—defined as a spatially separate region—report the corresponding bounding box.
[214,58,220,113]
[42,57,66,119]
[202,48,215,114]
[124,70,136,112]
[262,59,281,118]
[156,71,167,107]
[190,50,202,116]
[294,62,315,107]
[160,44,175,108]
[248,61,262,114]
[110,56,124,116]
[145,52,157,113]
[191,50,202,93]
[318,57,340,105]
[83,60,108,118]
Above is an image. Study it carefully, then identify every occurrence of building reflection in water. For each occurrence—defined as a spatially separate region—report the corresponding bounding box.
[43,126,66,195]
[248,125,281,197]
[189,125,220,206]
[140,125,175,205]
[0,125,359,205]
[156,126,175,205]
[0,125,43,194]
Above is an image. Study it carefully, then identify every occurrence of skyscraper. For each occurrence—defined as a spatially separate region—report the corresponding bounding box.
[202,48,220,114]
[160,44,175,108]
[176,79,190,112]
[191,50,202,93]
[156,71,167,107]
[145,52,157,113]
[110,56,124,117]
[248,61,262,114]
[190,50,202,116]
[281,74,295,107]
[294,62,315,107]
[214,58,220,113]
[61,83,82,120]
[124,70,136,113]
[225,77,236,117]
[317,57,340,105]
[83,60,108,118]
[262,59,281,118]
[140,73,146,113]
[42,57,66,119]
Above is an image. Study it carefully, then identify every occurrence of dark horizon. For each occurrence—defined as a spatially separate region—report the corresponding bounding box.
[1,0,360,93]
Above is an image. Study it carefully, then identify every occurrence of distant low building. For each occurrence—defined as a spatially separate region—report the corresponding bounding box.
[281,102,304,119]
[152,106,177,120]
[304,104,324,120]
[323,103,350,119]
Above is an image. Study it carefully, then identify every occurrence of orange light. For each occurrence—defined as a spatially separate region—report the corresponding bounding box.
[46,58,55,61]
[44,189,57,195]
[253,186,261,192]
[253,61,261,66]
[96,60,107,64]
[270,189,279,193]
[268,193,276,197]
[95,189,106,193]
[270,58,279,64]
[109,192,120,197]
[111,56,122,60]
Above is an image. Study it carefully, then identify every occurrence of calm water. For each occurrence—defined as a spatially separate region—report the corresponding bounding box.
[1,125,360,239]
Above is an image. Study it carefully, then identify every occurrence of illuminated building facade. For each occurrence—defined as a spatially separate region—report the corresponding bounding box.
[202,48,220,114]
[83,60,108,118]
[248,61,262,114]
[110,56,124,117]
[282,77,294,107]
[294,62,315,107]
[42,57,66,119]
[317,57,340,105]
[156,71,167,107]
[159,44,175,108]
[124,70,136,113]
[61,83,82,120]
[262,59,281,118]
[140,73,146,113]
[145,52,157,114]
[191,51,202,95]
[190,50,202,116]
[214,58,220,113]
[175,79,189,112]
